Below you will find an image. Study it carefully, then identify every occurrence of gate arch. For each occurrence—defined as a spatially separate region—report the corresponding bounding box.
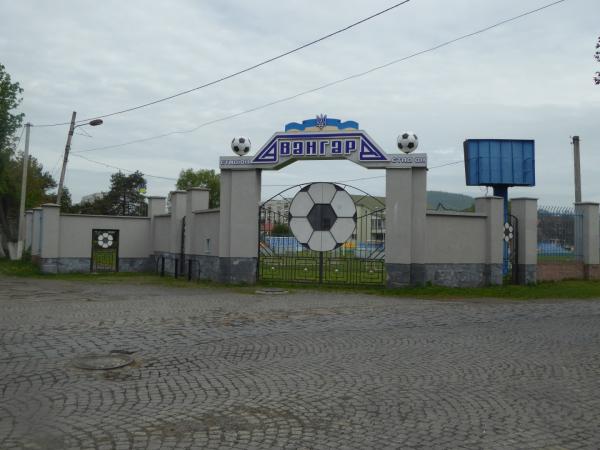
[258,183,386,285]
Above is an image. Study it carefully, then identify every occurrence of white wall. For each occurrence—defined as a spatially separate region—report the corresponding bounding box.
[153,215,170,253]
[425,212,487,263]
[192,210,220,256]
[59,214,151,258]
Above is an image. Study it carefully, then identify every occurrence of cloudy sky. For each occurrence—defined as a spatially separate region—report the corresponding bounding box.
[2,0,599,205]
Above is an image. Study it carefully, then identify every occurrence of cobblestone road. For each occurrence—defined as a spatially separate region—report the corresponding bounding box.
[1,277,599,449]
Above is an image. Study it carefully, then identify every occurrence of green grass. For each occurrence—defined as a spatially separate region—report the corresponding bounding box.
[2,258,600,300]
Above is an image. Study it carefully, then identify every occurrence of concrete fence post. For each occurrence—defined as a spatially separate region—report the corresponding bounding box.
[185,187,210,256]
[218,169,261,283]
[475,196,503,285]
[40,203,61,273]
[147,196,166,218]
[169,191,187,256]
[574,202,600,279]
[24,210,33,252]
[31,207,42,261]
[511,198,538,284]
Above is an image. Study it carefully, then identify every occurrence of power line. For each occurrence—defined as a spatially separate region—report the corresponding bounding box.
[13,125,26,150]
[33,1,412,128]
[70,153,464,187]
[72,0,569,155]
[71,153,178,181]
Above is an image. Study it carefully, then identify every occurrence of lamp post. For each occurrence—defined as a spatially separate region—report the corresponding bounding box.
[56,112,103,206]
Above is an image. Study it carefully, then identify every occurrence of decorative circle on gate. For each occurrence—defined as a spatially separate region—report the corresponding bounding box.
[289,183,356,252]
[503,222,514,242]
[97,232,114,249]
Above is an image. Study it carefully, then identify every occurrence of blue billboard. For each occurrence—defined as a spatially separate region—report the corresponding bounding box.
[464,139,535,187]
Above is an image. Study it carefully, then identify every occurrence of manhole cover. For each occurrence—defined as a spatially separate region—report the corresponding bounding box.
[72,354,134,370]
[255,288,289,295]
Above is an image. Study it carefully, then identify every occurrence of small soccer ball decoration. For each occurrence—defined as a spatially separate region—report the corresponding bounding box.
[397,132,418,153]
[231,136,251,156]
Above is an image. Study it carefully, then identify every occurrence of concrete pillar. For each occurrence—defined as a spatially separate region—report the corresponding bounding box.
[40,203,60,273]
[147,196,166,259]
[511,198,538,284]
[185,188,210,256]
[218,169,261,283]
[410,168,427,285]
[31,207,42,260]
[385,168,412,287]
[575,202,600,279]
[475,196,503,285]
[24,210,33,252]
[147,196,166,217]
[169,191,187,256]
[384,167,427,287]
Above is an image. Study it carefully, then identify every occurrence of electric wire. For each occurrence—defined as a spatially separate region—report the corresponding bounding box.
[70,153,463,187]
[33,0,412,127]
[72,0,569,155]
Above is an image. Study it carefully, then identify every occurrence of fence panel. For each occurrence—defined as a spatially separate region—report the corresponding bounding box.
[537,206,583,262]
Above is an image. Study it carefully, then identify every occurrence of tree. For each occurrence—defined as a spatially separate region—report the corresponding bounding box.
[78,171,147,216]
[176,168,220,209]
[0,64,60,255]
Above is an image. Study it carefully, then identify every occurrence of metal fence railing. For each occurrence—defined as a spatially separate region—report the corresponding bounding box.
[537,206,583,262]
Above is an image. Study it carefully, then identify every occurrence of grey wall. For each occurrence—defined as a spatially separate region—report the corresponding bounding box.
[59,214,151,258]
[425,212,487,263]
[191,210,220,256]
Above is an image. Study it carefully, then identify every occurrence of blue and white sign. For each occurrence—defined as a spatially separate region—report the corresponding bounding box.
[220,116,427,170]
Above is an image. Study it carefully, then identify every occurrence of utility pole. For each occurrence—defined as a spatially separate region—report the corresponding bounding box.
[57,111,77,206]
[16,123,32,259]
[573,136,581,203]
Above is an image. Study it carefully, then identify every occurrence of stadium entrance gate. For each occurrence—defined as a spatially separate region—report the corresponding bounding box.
[258,184,386,286]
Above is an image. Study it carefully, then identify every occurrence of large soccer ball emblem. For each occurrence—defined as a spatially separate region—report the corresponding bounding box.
[289,183,356,252]
[397,132,418,153]
[231,136,251,156]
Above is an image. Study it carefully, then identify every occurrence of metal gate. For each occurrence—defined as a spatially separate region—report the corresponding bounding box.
[91,229,119,272]
[258,184,386,286]
[504,214,518,283]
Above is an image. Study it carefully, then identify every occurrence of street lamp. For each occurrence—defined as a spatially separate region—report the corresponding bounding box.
[56,112,103,205]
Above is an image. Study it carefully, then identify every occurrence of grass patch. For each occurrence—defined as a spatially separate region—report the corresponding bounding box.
[2,258,600,300]
[0,258,42,277]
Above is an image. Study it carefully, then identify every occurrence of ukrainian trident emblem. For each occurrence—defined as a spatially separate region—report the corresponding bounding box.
[315,114,327,130]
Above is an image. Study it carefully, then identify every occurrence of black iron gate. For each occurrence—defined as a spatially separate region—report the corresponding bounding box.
[91,229,119,272]
[504,214,519,284]
[258,185,386,286]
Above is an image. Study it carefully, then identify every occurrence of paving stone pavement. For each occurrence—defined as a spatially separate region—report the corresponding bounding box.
[1,276,600,449]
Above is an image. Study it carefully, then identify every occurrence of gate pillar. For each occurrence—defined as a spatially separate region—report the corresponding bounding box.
[511,198,538,284]
[385,167,427,287]
[218,169,262,283]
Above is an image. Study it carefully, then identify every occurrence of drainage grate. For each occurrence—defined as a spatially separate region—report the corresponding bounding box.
[72,354,134,370]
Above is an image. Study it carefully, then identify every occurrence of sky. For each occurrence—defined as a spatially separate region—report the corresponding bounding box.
[1,0,599,205]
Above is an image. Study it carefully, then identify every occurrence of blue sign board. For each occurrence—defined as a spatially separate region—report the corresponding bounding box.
[464,139,535,187]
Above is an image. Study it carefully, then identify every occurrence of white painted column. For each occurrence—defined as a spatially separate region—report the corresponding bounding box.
[218,169,261,283]
[385,168,413,286]
[40,203,61,273]
[575,202,600,279]
[511,198,538,284]
[475,196,504,285]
